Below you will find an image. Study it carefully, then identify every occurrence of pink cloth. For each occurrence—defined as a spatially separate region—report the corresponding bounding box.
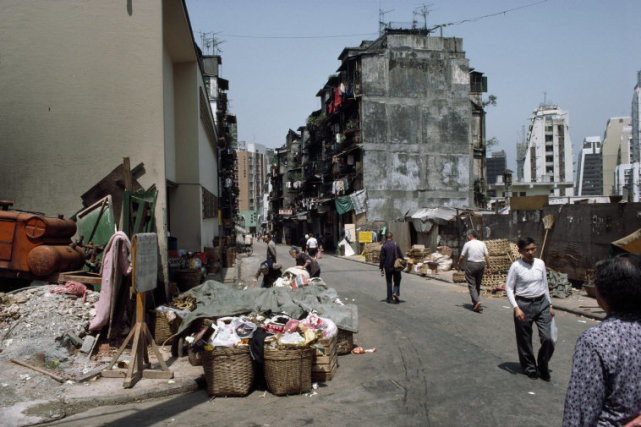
[50,281,87,302]
[89,231,132,331]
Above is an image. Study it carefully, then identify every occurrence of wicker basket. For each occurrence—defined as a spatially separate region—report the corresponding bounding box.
[264,347,313,395]
[177,269,202,292]
[188,348,203,366]
[153,312,180,345]
[202,346,254,397]
[336,329,354,355]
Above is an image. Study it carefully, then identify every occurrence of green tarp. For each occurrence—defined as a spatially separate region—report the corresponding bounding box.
[335,195,354,215]
[176,280,359,335]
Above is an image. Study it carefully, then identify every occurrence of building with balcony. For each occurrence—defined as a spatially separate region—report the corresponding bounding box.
[269,28,487,247]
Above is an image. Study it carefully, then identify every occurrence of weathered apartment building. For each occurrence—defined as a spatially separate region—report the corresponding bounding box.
[0,1,236,285]
[268,28,488,246]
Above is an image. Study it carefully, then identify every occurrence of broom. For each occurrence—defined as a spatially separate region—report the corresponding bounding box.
[540,214,556,259]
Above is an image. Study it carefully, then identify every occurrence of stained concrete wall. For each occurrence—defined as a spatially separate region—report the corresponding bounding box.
[480,202,641,282]
[362,35,472,223]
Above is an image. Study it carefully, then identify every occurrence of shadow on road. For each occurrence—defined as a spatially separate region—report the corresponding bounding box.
[498,361,524,376]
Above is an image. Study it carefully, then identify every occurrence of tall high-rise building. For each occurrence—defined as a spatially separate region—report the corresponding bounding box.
[486,150,506,184]
[601,117,631,195]
[576,137,602,195]
[632,71,641,162]
[519,105,574,196]
[236,142,268,232]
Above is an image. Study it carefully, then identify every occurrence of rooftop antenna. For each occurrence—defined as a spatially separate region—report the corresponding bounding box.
[379,8,394,36]
[198,31,225,55]
[413,4,432,29]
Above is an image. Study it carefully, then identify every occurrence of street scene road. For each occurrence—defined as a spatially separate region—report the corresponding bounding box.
[47,241,598,426]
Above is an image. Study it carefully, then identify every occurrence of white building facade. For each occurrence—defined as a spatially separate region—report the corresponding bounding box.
[521,105,574,196]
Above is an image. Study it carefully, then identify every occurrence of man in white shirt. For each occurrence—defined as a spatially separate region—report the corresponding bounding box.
[457,229,491,312]
[505,236,555,381]
[306,235,318,258]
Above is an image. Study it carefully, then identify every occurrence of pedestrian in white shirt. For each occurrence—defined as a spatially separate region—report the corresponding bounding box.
[505,236,555,381]
[306,235,318,258]
[457,229,491,312]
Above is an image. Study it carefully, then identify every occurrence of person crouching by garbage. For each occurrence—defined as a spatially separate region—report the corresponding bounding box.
[288,246,321,278]
[251,260,283,288]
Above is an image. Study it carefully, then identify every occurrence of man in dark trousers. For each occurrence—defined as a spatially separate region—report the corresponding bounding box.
[264,233,277,263]
[379,232,404,304]
[457,229,492,312]
[505,237,555,381]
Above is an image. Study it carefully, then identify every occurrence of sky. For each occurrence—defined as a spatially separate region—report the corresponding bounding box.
[185,0,641,172]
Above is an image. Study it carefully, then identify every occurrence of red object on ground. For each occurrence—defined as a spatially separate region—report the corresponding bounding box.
[50,280,88,302]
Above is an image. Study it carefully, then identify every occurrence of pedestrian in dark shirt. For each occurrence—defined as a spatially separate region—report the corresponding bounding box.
[379,232,404,304]
[563,253,641,426]
[251,260,282,288]
[288,246,320,278]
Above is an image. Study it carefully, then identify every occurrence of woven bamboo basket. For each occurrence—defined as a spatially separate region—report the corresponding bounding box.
[264,347,313,395]
[484,239,511,256]
[153,312,179,345]
[336,329,354,355]
[177,269,202,292]
[481,273,508,288]
[202,346,254,397]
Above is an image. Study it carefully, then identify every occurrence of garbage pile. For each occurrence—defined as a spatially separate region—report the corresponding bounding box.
[404,245,454,275]
[180,311,342,396]
[0,285,100,375]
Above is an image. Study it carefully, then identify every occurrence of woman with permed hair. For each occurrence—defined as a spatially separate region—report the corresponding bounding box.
[562,253,641,426]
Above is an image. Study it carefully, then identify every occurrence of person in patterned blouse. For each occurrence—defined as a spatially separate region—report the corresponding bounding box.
[562,253,641,426]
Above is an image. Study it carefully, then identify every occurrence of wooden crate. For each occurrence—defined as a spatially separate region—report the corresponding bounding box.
[312,335,337,381]
[336,329,354,355]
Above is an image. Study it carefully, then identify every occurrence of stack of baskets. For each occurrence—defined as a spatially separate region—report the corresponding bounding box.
[263,347,314,395]
[202,346,254,397]
[481,239,514,290]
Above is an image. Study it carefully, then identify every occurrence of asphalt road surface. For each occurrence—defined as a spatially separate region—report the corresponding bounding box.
[48,242,598,426]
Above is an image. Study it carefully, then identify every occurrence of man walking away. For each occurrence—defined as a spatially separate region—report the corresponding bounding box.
[306,234,318,258]
[505,237,555,381]
[379,232,404,304]
[264,233,277,263]
[458,229,491,312]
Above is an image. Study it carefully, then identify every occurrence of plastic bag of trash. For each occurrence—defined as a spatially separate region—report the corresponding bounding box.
[302,313,337,338]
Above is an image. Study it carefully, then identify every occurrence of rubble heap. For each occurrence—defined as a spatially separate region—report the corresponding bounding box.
[0,284,100,377]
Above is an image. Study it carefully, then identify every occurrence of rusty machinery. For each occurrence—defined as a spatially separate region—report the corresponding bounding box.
[0,200,85,279]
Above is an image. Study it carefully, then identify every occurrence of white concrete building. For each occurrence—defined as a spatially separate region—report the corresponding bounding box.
[614,163,641,202]
[601,117,632,195]
[520,105,575,196]
[0,1,221,285]
[576,137,602,196]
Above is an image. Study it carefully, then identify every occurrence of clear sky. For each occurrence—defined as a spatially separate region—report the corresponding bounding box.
[185,0,641,172]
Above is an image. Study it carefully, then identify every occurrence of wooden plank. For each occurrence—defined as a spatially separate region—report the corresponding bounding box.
[142,370,174,380]
[101,369,126,378]
[57,271,102,285]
